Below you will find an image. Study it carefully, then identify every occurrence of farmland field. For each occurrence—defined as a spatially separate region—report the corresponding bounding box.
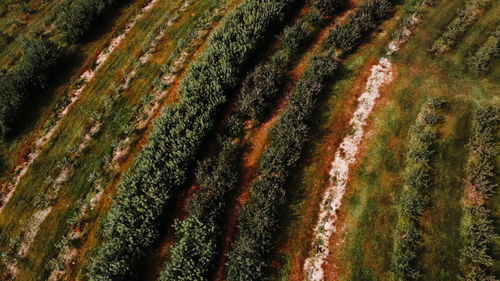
[0,0,498,281]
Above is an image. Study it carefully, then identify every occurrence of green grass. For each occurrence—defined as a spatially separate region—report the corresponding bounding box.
[269,8,401,281]
[270,0,500,280]
[335,0,500,279]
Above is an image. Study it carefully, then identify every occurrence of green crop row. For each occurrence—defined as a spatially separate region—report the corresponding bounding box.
[157,3,338,280]
[459,105,498,281]
[390,98,446,281]
[225,0,391,280]
[84,1,297,280]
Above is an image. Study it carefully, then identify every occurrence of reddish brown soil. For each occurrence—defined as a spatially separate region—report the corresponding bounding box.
[274,56,384,280]
[212,91,288,281]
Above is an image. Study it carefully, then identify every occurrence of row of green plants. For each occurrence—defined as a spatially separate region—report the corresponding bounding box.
[392,0,433,43]
[239,7,325,124]
[225,0,391,280]
[0,37,62,138]
[326,0,391,52]
[429,0,491,55]
[0,0,121,139]
[468,27,500,74]
[157,3,337,280]
[459,105,498,281]
[84,1,298,280]
[390,98,446,281]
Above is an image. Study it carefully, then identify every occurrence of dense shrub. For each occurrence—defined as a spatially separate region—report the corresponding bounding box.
[0,38,62,138]
[468,28,500,74]
[238,8,326,124]
[459,105,498,281]
[391,102,444,281]
[239,63,283,123]
[57,0,119,44]
[429,0,491,55]
[226,1,390,279]
[84,1,297,280]
[159,138,241,281]
[326,0,391,53]
[309,0,344,16]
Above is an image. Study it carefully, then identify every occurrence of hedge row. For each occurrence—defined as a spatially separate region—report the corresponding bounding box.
[429,0,491,55]
[468,27,500,74]
[390,99,445,281]
[0,0,121,139]
[326,0,391,53]
[157,4,335,280]
[84,1,297,280]
[226,1,391,280]
[158,129,242,281]
[459,105,498,281]
[56,0,119,44]
[0,38,62,138]
[239,8,326,123]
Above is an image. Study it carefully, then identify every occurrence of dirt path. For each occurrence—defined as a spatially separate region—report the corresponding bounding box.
[303,57,394,281]
[303,6,427,280]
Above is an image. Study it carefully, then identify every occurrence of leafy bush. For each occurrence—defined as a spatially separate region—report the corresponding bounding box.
[391,101,443,281]
[0,38,62,138]
[159,139,240,281]
[309,0,344,16]
[326,0,391,53]
[459,105,498,281]
[239,63,283,123]
[85,1,297,280]
[57,0,119,44]
[238,8,327,124]
[468,28,500,74]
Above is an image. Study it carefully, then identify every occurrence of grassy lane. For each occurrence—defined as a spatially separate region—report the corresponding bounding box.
[0,0,245,280]
[329,0,500,279]
[268,3,398,280]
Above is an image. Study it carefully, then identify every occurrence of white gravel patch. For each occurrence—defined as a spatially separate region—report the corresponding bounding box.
[302,5,425,279]
[303,57,393,281]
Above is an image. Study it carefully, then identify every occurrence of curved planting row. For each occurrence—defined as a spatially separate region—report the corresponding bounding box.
[156,3,342,280]
[239,8,327,124]
[390,98,446,281]
[429,0,491,56]
[468,27,500,74]
[156,3,349,279]
[0,0,123,138]
[225,0,391,280]
[459,105,498,281]
[84,1,297,280]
